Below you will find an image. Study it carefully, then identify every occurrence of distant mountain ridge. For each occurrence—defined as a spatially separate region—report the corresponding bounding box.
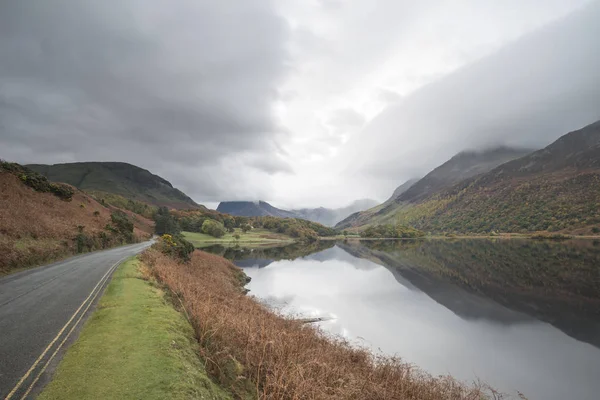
[337,146,533,229]
[338,120,600,234]
[217,199,377,226]
[216,201,298,218]
[292,199,378,226]
[27,162,201,210]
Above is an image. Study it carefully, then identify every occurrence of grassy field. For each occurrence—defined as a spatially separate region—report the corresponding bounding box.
[39,258,231,400]
[182,228,294,247]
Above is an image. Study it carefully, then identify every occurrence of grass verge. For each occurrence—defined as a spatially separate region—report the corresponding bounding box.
[182,229,294,247]
[38,257,231,400]
[142,247,494,399]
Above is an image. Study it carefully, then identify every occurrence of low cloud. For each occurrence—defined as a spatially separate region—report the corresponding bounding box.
[342,1,600,196]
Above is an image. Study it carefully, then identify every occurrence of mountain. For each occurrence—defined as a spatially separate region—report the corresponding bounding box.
[340,120,600,234]
[337,146,532,229]
[292,199,378,226]
[217,199,377,226]
[397,147,534,203]
[27,162,201,209]
[216,201,297,218]
[386,178,419,203]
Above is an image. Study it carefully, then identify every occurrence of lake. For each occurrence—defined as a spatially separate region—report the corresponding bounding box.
[202,239,600,400]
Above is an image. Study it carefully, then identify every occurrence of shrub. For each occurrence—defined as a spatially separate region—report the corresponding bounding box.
[202,219,226,238]
[155,234,195,262]
[111,211,134,242]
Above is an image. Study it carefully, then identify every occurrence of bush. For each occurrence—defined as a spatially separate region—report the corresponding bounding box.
[111,211,134,242]
[202,219,226,238]
[155,234,195,262]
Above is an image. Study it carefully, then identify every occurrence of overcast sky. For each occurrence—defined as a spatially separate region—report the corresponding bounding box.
[1,0,599,208]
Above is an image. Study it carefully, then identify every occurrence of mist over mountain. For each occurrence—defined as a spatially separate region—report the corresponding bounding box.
[292,199,378,226]
[339,120,600,234]
[217,199,377,226]
[342,1,600,201]
[396,147,534,203]
[337,146,532,229]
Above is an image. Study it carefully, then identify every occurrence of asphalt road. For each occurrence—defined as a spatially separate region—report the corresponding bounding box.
[0,242,153,399]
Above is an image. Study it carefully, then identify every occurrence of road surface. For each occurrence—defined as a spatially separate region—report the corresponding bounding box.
[0,242,153,399]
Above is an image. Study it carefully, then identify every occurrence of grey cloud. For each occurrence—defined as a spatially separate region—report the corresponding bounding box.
[344,1,600,187]
[327,108,366,129]
[0,0,290,202]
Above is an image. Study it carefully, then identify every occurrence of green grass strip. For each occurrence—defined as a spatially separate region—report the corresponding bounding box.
[39,258,231,400]
[182,229,294,247]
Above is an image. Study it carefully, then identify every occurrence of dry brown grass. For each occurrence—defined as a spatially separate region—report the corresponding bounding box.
[141,248,498,400]
[0,172,153,273]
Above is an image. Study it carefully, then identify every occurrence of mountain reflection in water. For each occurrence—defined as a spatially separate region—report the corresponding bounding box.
[201,239,600,400]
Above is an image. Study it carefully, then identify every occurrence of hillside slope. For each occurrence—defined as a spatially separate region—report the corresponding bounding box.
[397,147,533,203]
[345,121,600,234]
[0,162,153,275]
[386,178,419,204]
[0,162,153,274]
[27,162,200,210]
[337,147,531,229]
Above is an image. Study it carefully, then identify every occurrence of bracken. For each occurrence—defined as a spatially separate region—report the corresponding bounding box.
[140,248,500,400]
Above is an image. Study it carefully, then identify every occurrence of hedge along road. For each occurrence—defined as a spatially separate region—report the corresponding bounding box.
[0,241,153,400]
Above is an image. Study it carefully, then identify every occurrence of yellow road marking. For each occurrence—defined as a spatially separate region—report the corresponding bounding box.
[18,258,124,400]
[4,256,129,400]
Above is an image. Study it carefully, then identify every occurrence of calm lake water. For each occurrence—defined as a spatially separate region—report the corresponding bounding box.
[202,239,600,400]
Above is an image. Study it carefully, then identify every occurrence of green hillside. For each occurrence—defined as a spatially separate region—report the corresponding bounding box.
[27,162,202,210]
[337,147,533,230]
[339,121,600,235]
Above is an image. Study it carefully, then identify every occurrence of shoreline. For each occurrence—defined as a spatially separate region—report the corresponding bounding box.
[141,246,497,399]
[320,233,600,241]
